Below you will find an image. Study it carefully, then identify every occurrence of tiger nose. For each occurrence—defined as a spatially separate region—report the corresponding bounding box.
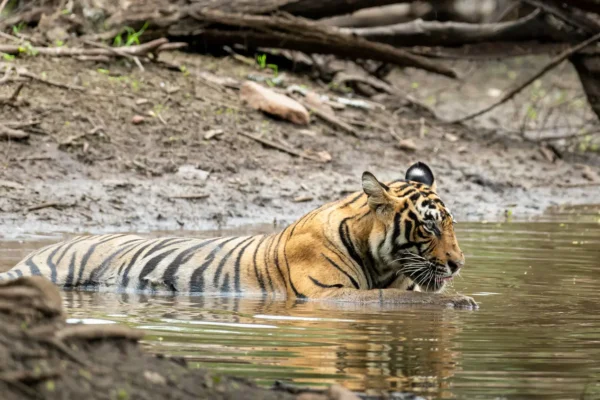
[446,252,465,273]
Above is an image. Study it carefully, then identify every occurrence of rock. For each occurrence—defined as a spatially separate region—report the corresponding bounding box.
[582,166,599,182]
[397,138,417,152]
[132,115,145,125]
[240,81,310,125]
[317,151,332,163]
[305,91,334,115]
[444,133,459,142]
[177,165,210,181]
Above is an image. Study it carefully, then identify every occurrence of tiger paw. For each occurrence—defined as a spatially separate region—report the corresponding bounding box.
[436,294,479,310]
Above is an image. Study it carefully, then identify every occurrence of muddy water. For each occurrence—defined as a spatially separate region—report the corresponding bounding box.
[1,219,600,400]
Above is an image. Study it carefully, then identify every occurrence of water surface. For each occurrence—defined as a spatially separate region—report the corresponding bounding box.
[1,218,600,399]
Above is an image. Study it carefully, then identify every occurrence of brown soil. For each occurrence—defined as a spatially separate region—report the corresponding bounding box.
[1,51,600,237]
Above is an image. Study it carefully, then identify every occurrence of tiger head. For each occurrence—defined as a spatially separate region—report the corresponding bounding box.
[361,162,464,293]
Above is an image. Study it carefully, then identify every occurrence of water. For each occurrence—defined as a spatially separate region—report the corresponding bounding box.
[1,217,600,399]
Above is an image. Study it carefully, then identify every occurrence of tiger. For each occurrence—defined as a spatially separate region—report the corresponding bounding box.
[0,162,477,309]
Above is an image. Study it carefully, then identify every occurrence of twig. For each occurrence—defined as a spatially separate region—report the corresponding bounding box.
[19,70,85,92]
[26,202,73,212]
[82,39,144,72]
[298,100,360,137]
[237,131,322,162]
[0,125,29,140]
[450,31,600,124]
[169,194,210,200]
[0,83,24,105]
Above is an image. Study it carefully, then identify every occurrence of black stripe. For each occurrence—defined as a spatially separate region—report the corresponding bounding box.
[188,237,238,292]
[15,270,23,278]
[262,235,276,293]
[409,192,421,202]
[341,192,364,208]
[144,237,189,259]
[64,252,77,287]
[323,237,363,284]
[322,254,360,289]
[272,232,288,289]
[404,219,413,243]
[138,248,178,291]
[76,235,130,286]
[234,237,258,293]
[221,273,231,293]
[282,226,306,298]
[252,235,269,294]
[338,217,363,269]
[87,239,144,284]
[55,236,89,266]
[45,244,62,284]
[309,276,343,289]
[163,238,222,288]
[121,241,159,287]
[213,237,254,288]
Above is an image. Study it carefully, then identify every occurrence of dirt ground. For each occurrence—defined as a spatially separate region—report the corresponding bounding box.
[1,50,600,237]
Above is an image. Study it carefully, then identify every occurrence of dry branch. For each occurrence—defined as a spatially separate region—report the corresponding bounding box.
[0,125,29,140]
[186,10,457,78]
[237,131,323,162]
[450,31,600,124]
[342,10,560,47]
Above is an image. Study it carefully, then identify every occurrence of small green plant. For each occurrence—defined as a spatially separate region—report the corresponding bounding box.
[17,42,38,56]
[54,40,64,47]
[12,22,25,35]
[255,54,278,76]
[2,53,15,61]
[97,68,110,75]
[113,22,149,47]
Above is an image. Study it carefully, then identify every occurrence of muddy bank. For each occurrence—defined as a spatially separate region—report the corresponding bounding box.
[1,53,600,237]
[0,276,423,400]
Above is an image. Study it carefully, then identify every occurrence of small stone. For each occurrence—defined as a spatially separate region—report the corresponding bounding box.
[240,81,310,125]
[143,371,166,385]
[135,98,149,105]
[397,138,417,152]
[293,195,314,203]
[131,115,145,125]
[582,166,599,182]
[444,133,459,142]
[317,150,332,163]
[177,165,210,181]
[204,129,224,140]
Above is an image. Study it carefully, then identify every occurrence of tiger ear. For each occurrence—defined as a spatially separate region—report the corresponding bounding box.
[362,171,393,212]
[406,162,437,191]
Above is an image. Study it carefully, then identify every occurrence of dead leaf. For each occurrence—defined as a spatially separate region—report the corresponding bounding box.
[240,81,309,125]
[204,129,224,140]
[397,138,417,152]
[317,150,332,162]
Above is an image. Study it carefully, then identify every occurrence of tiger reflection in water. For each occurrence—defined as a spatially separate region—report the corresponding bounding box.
[63,291,461,397]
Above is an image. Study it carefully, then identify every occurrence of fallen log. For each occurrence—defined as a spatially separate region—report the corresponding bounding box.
[342,10,565,47]
[178,10,457,78]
